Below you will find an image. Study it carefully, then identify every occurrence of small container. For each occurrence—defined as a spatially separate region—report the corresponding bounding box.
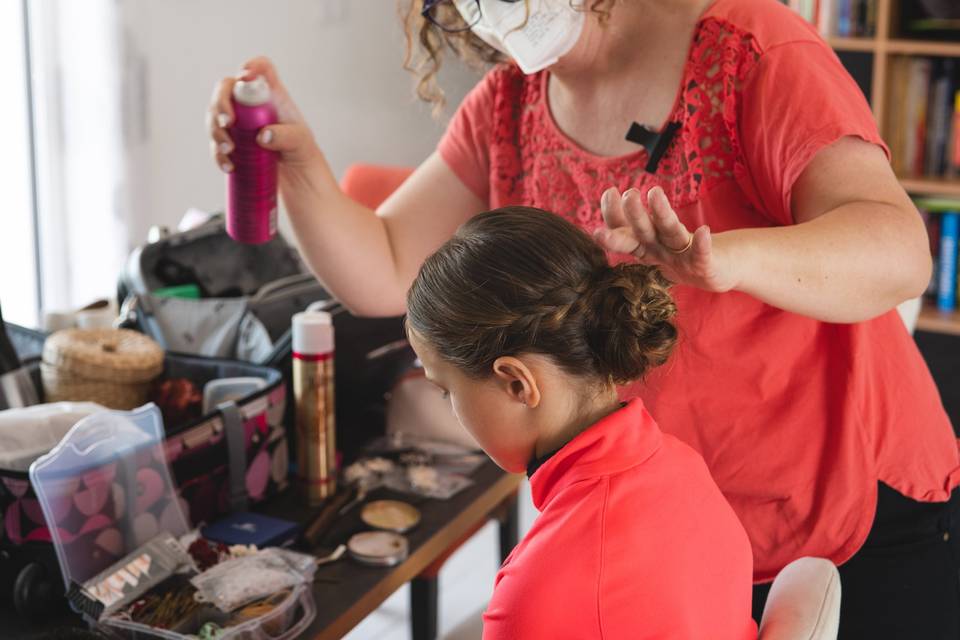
[360,500,420,534]
[75,299,117,330]
[41,328,164,409]
[202,376,268,415]
[201,511,300,548]
[227,76,279,245]
[347,531,409,567]
[292,311,336,505]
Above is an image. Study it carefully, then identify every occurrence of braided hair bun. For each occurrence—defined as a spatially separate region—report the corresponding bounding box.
[585,264,676,384]
[406,206,677,384]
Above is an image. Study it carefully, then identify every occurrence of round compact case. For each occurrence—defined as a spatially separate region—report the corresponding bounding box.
[360,500,420,534]
[41,328,164,409]
[347,531,409,567]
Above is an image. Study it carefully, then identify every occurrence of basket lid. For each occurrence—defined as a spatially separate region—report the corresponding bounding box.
[28,404,190,589]
[42,328,164,382]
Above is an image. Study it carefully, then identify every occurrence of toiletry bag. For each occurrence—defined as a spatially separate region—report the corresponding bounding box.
[115,218,411,458]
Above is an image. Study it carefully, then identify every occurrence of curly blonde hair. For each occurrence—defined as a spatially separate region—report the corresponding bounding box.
[400,0,616,112]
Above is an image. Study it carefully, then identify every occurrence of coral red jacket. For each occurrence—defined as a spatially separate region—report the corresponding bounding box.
[483,400,757,639]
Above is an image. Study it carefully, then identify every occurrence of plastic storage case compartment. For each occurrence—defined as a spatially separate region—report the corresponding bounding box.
[0,324,290,617]
[29,404,315,640]
[6,355,289,539]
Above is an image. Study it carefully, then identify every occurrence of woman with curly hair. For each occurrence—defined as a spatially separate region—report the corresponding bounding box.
[208,1,960,635]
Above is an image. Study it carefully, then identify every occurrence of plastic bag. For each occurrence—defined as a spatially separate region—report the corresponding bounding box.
[191,548,315,613]
[353,435,484,500]
[0,401,103,470]
[382,465,474,500]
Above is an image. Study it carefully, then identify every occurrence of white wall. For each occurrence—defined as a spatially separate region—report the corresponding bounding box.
[118,0,481,245]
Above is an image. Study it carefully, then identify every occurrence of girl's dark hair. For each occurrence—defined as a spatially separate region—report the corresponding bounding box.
[399,0,616,111]
[406,206,677,385]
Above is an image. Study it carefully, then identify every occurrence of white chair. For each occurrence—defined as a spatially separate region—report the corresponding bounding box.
[758,557,841,640]
[897,296,922,334]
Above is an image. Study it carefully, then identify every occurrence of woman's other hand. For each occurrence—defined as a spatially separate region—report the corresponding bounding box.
[595,186,740,293]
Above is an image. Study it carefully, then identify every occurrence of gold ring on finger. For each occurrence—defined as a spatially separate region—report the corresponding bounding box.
[668,234,694,254]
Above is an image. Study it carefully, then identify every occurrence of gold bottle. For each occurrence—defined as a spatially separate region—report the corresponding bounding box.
[292,310,336,505]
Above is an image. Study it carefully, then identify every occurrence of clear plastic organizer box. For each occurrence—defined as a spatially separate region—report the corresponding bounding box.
[29,404,315,640]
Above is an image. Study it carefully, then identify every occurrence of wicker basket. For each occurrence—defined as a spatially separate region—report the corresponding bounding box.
[41,328,164,409]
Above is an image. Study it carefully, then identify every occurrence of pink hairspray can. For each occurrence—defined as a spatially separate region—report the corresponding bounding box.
[227,76,278,244]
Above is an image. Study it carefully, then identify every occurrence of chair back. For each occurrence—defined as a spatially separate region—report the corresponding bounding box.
[340,163,414,209]
[758,557,841,640]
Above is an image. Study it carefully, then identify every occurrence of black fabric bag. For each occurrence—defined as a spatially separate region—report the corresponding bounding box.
[116,217,413,459]
[0,307,40,409]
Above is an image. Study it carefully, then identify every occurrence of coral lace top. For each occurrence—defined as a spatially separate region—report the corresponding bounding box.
[438,0,960,581]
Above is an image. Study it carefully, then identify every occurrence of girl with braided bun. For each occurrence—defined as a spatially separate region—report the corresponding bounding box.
[405,206,757,639]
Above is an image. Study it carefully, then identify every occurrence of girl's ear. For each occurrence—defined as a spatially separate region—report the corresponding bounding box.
[492,356,542,409]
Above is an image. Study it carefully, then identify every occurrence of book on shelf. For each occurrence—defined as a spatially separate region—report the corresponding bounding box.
[837,0,851,36]
[864,0,877,39]
[952,91,960,178]
[904,18,960,43]
[916,196,960,213]
[923,209,941,298]
[784,0,876,37]
[820,0,837,38]
[925,58,957,176]
[888,57,909,173]
[905,58,933,176]
[936,211,958,311]
[890,57,960,180]
[916,198,960,309]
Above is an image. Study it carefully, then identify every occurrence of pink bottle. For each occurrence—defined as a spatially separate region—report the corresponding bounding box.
[227,76,278,244]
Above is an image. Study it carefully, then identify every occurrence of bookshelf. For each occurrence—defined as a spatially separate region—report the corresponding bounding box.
[831,38,960,57]
[899,176,960,197]
[812,0,960,333]
[918,305,960,335]
[885,40,960,57]
[830,37,880,52]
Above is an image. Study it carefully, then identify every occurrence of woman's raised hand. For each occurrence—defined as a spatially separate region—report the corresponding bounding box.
[594,186,739,293]
[207,56,325,177]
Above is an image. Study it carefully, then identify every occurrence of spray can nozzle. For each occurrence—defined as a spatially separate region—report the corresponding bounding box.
[233,75,271,107]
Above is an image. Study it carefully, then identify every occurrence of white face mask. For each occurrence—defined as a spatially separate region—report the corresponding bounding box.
[454,0,586,75]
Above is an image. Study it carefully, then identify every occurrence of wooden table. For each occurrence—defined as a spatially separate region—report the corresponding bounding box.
[291,461,522,639]
[0,461,523,640]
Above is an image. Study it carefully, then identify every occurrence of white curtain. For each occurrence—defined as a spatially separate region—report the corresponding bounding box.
[27,0,131,315]
[0,1,39,327]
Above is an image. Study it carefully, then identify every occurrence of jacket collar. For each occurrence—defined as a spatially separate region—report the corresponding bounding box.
[529,399,663,511]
